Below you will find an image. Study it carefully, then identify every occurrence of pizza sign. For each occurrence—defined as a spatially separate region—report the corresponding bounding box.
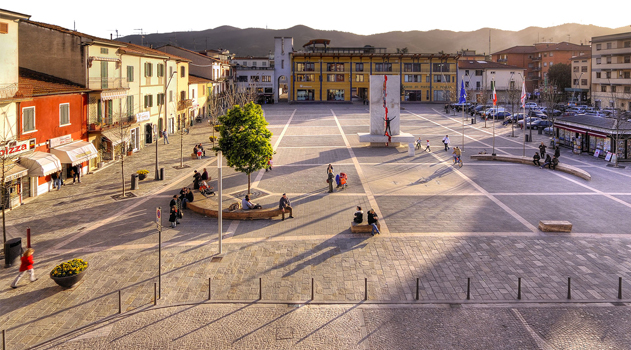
[0,142,29,157]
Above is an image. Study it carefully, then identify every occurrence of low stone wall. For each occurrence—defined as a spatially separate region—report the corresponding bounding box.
[469,154,591,181]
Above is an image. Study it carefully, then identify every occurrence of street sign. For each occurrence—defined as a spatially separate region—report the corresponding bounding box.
[156,207,161,223]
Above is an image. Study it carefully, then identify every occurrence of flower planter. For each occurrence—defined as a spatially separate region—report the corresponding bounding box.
[127,151,133,156]
[50,267,88,288]
[138,174,147,180]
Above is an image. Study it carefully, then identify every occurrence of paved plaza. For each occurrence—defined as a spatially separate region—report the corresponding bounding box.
[2,103,631,349]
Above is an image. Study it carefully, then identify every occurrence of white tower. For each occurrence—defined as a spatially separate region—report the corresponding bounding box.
[273,37,293,103]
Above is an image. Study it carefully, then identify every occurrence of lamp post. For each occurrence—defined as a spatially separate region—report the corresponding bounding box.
[518,72,526,156]
[509,72,516,138]
[573,72,584,104]
[155,70,177,180]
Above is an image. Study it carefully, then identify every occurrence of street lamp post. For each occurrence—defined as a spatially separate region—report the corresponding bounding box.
[518,72,526,156]
[155,70,177,180]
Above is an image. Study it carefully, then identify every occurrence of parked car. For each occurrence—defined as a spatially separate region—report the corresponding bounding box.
[539,107,562,116]
[517,117,541,128]
[502,113,526,125]
[527,110,547,119]
[473,105,488,116]
[543,126,554,135]
[529,120,554,130]
[483,107,506,117]
[489,111,511,119]
[525,102,538,109]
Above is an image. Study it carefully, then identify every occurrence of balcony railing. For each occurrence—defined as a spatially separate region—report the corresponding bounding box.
[497,58,508,63]
[532,57,542,61]
[88,115,135,131]
[88,77,129,90]
[0,83,33,101]
[178,99,193,110]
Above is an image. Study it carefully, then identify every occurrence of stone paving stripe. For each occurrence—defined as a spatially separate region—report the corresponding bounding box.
[252,109,296,189]
[511,308,552,350]
[46,157,218,255]
[428,151,538,233]
[550,171,631,210]
[331,108,390,235]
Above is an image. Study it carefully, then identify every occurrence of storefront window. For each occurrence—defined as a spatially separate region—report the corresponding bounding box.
[405,90,423,101]
[297,89,315,101]
[327,89,345,101]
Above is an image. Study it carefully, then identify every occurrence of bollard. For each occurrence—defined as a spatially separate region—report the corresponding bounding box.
[619,277,623,300]
[416,278,419,300]
[27,227,31,248]
[2,329,5,350]
[567,277,571,300]
[364,278,368,301]
[159,167,164,181]
[259,278,262,300]
[311,278,314,301]
[209,278,212,300]
[466,278,471,300]
[517,277,522,300]
[118,290,122,314]
[154,283,157,306]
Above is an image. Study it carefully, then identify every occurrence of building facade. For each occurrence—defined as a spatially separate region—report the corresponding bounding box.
[458,61,525,106]
[591,32,631,111]
[570,53,591,103]
[233,56,275,102]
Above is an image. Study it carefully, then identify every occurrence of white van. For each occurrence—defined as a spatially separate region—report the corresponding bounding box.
[525,102,538,109]
[483,107,506,117]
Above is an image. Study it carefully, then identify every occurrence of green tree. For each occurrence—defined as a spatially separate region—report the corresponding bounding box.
[547,63,571,94]
[215,102,274,194]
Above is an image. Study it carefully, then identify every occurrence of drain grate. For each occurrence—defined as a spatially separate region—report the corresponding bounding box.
[210,256,223,263]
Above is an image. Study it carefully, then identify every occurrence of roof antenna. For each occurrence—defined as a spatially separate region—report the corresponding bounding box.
[74,21,76,31]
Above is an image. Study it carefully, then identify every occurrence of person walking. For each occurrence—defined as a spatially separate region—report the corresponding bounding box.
[279,193,294,220]
[442,135,450,151]
[266,158,273,172]
[169,205,178,228]
[539,142,547,159]
[51,171,61,190]
[169,195,181,224]
[424,140,431,152]
[162,129,169,144]
[327,170,335,193]
[11,248,37,288]
[416,137,422,150]
[72,164,81,183]
[367,209,380,236]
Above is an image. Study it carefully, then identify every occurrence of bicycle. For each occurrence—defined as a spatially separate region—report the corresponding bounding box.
[453,155,463,168]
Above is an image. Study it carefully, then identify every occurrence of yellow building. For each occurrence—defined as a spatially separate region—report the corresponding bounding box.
[290,41,459,103]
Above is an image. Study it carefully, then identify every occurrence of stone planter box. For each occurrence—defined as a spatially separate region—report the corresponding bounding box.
[50,267,88,288]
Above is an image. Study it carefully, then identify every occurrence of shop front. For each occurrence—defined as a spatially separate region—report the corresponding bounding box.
[50,140,99,176]
[2,164,29,209]
[101,129,132,161]
[19,151,62,197]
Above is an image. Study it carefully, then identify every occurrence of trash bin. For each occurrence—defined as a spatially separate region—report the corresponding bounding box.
[131,174,139,190]
[471,118,476,124]
[159,167,164,181]
[4,237,22,267]
[538,128,543,135]
[525,134,531,142]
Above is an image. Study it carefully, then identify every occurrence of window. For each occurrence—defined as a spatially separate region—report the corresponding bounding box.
[607,57,612,64]
[581,79,587,86]
[23,107,35,133]
[573,79,579,86]
[544,63,547,67]
[242,61,247,66]
[252,61,257,66]
[355,74,364,82]
[475,70,483,76]
[404,90,423,101]
[607,43,612,49]
[433,75,443,83]
[59,104,70,126]
[145,62,153,77]
[625,72,631,79]
[201,88,205,96]
[550,52,554,57]
[625,41,631,48]
[126,96,134,117]
[157,64,164,77]
[465,82,469,88]
[169,90,173,103]
[596,72,601,78]
[180,91,186,100]
[144,94,153,108]
[581,66,588,72]
[612,86,617,92]
[601,86,607,92]
[127,66,134,82]
[262,76,271,82]
[625,86,631,93]
[606,71,611,79]
[326,89,345,101]
[237,76,248,82]
[0,22,8,34]
[281,60,284,69]
[404,75,422,82]
[157,93,165,106]
[596,44,602,51]
[250,76,260,82]
[573,66,579,72]
[432,63,450,72]
[296,74,314,82]
[262,62,267,67]
[180,66,186,78]
[490,71,496,75]
[191,90,195,99]
[327,63,345,72]
[550,62,553,67]
[544,53,547,57]
[169,66,173,77]
[464,70,469,76]
[404,63,421,72]
[327,74,344,82]
[625,56,631,64]
[100,48,109,54]
[355,63,364,72]
[596,58,602,65]
[375,63,392,72]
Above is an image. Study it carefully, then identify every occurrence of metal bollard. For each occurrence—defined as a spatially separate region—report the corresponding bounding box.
[209,278,212,300]
[364,278,368,301]
[416,278,419,301]
[567,277,572,300]
[619,277,623,300]
[118,290,122,314]
[2,329,6,350]
[27,227,31,248]
[159,167,164,181]
[311,278,314,301]
[466,278,471,300]
[259,278,262,300]
[154,283,157,306]
[517,278,522,300]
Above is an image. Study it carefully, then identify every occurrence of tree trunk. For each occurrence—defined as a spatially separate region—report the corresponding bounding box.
[122,147,126,196]
[247,173,251,195]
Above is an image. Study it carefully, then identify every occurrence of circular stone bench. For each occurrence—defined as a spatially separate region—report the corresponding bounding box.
[187,196,285,220]
[469,154,591,181]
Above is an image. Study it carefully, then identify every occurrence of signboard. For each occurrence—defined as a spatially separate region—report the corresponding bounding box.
[156,207,162,230]
[593,149,601,157]
[605,152,613,162]
[49,135,73,148]
[136,111,151,123]
[0,140,31,157]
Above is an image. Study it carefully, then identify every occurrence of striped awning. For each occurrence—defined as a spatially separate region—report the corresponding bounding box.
[3,164,28,183]
[101,90,127,101]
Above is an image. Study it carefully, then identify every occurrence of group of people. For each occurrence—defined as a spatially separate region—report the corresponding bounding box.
[533,142,561,170]
[50,165,82,190]
[241,193,295,221]
[193,144,206,160]
[415,138,432,152]
[326,164,348,192]
[192,168,214,196]
[353,206,381,236]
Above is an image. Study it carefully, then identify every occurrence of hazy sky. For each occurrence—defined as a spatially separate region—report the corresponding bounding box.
[8,1,630,39]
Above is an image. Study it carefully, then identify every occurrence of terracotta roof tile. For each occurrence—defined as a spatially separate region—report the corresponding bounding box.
[22,19,123,46]
[459,61,524,70]
[118,42,190,62]
[188,75,212,84]
[492,46,537,55]
[19,67,89,95]
[534,42,591,53]
[156,45,219,62]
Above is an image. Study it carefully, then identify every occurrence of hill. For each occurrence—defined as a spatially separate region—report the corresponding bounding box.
[118,24,628,57]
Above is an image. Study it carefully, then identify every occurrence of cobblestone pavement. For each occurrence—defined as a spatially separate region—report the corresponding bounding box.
[2,103,631,349]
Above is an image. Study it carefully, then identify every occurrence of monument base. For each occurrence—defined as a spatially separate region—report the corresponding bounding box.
[358,132,415,147]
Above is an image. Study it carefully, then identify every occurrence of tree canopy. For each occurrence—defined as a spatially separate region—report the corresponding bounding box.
[215,102,274,193]
[547,63,571,92]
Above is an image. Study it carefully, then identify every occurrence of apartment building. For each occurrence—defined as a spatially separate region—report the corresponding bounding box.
[233,56,274,103]
[570,53,591,103]
[458,61,525,105]
[591,32,631,111]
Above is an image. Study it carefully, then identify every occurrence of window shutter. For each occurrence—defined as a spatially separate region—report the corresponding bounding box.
[0,22,8,34]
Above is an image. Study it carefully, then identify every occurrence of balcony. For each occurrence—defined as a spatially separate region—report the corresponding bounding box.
[497,58,507,63]
[531,56,542,61]
[0,83,33,101]
[178,99,193,110]
[88,77,129,90]
[88,115,135,132]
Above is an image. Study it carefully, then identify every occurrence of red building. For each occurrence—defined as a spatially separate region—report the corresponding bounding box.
[17,68,95,200]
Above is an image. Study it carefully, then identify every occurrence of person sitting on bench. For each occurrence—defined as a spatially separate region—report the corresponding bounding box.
[242,195,261,210]
[540,154,552,169]
[551,155,559,170]
[533,152,541,166]
[353,206,363,224]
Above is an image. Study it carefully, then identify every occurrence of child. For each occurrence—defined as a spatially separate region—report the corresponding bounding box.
[266,158,273,172]
[424,140,431,152]
[169,205,178,228]
[11,248,37,288]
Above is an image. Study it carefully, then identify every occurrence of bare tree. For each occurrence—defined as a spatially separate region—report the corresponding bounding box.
[1,136,30,245]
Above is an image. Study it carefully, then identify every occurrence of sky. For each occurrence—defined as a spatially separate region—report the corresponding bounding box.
[7,1,630,40]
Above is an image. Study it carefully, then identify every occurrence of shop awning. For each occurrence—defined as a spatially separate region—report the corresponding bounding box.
[101,128,131,146]
[586,131,609,138]
[50,140,98,166]
[3,164,28,183]
[101,90,128,101]
[556,125,587,134]
[19,152,62,177]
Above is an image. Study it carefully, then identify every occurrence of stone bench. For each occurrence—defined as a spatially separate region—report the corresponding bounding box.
[350,221,381,233]
[187,198,286,220]
[538,220,573,233]
[469,154,591,181]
